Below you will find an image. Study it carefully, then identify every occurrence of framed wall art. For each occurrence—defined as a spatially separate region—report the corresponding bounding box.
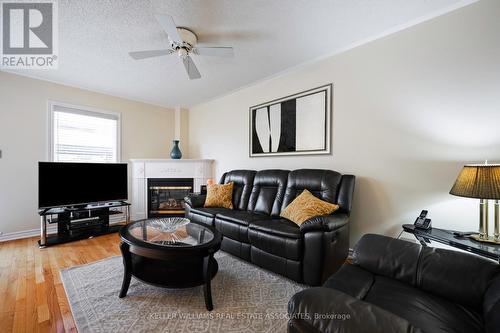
[249,84,332,157]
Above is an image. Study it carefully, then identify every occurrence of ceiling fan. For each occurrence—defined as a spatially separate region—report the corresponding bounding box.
[129,14,234,80]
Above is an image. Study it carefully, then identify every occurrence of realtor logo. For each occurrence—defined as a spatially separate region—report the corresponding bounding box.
[1,1,58,68]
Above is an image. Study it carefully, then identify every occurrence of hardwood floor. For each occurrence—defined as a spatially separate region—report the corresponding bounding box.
[0,233,122,333]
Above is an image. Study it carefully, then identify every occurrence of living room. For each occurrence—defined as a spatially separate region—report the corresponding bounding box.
[1,0,499,332]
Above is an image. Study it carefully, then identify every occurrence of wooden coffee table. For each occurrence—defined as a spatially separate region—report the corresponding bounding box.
[119,218,222,310]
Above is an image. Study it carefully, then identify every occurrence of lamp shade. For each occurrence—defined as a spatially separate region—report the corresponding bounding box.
[450,164,500,199]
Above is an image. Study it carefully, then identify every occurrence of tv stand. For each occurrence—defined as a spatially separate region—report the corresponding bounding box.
[38,201,131,248]
[67,204,88,210]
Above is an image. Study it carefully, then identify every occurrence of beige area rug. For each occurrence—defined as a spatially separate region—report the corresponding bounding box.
[60,252,305,333]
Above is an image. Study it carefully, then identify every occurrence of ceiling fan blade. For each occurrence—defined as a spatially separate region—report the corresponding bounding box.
[129,49,173,60]
[193,47,234,58]
[182,55,201,80]
[155,14,182,44]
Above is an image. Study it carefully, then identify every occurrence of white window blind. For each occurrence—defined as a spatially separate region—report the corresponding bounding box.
[51,105,120,163]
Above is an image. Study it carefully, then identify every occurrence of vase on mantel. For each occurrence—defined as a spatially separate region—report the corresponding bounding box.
[170,140,182,159]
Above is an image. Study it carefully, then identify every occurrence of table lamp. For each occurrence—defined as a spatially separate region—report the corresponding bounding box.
[449,163,500,243]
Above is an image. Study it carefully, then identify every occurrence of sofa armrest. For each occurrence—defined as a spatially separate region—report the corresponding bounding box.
[288,287,423,333]
[300,213,349,233]
[184,193,206,208]
[302,223,349,286]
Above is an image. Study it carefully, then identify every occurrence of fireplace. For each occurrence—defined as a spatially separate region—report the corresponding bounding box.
[130,159,213,221]
[147,178,194,218]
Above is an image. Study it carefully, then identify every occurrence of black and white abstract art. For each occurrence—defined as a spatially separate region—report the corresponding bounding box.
[249,84,332,157]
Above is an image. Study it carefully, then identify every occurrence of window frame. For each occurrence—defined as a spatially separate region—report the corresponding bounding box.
[47,100,122,163]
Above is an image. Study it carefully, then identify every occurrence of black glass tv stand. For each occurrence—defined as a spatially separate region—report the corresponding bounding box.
[38,201,131,248]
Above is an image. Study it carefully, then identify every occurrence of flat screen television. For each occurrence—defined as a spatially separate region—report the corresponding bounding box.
[38,162,128,209]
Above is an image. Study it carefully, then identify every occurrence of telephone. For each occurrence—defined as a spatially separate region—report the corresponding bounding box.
[414,210,432,230]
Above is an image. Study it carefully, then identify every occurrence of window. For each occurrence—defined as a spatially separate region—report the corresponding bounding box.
[49,103,121,163]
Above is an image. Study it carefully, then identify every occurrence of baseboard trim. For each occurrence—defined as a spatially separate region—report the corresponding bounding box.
[0,221,124,243]
[0,225,58,243]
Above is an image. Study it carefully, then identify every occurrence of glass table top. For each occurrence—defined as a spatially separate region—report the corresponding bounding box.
[126,218,214,247]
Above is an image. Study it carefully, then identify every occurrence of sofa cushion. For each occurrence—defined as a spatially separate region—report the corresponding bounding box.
[249,218,301,239]
[280,189,339,225]
[418,246,500,311]
[353,233,421,285]
[220,170,256,211]
[247,170,289,216]
[187,207,231,227]
[204,182,234,209]
[215,211,272,243]
[364,275,484,333]
[323,264,374,300]
[248,219,302,260]
[220,237,251,261]
[215,218,249,243]
[288,287,424,333]
[189,207,231,218]
[282,169,342,209]
[216,210,271,226]
[251,246,302,282]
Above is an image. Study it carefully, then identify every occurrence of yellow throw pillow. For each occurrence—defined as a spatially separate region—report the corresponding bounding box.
[280,189,339,226]
[204,182,234,209]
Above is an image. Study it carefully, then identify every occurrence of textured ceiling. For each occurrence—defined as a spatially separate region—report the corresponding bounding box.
[6,0,474,107]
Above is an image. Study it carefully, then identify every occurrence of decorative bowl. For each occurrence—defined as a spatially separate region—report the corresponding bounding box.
[149,217,190,232]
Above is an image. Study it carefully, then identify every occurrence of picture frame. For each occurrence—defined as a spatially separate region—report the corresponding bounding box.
[249,84,332,157]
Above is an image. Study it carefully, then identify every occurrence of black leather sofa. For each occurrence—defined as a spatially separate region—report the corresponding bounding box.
[288,234,500,333]
[184,169,355,286]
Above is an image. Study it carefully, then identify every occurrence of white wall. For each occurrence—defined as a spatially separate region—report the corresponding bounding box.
[0,72,175,235]
[188,0,500,244]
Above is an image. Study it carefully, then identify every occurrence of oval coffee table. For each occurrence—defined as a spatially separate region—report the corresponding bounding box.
[119,218,222,310]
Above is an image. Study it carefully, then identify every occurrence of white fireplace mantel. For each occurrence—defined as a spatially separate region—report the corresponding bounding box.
[130,159,214,221]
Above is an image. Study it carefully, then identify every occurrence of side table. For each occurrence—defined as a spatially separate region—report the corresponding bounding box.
[402,224,500,263]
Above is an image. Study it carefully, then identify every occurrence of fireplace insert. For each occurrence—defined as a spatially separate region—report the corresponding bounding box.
[147,178,194,218]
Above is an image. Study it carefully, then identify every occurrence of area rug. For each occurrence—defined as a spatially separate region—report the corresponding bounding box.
[60,252,305,333]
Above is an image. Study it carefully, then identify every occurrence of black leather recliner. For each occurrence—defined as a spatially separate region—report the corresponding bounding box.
[184,169,356,286]
[288,234,500,333]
